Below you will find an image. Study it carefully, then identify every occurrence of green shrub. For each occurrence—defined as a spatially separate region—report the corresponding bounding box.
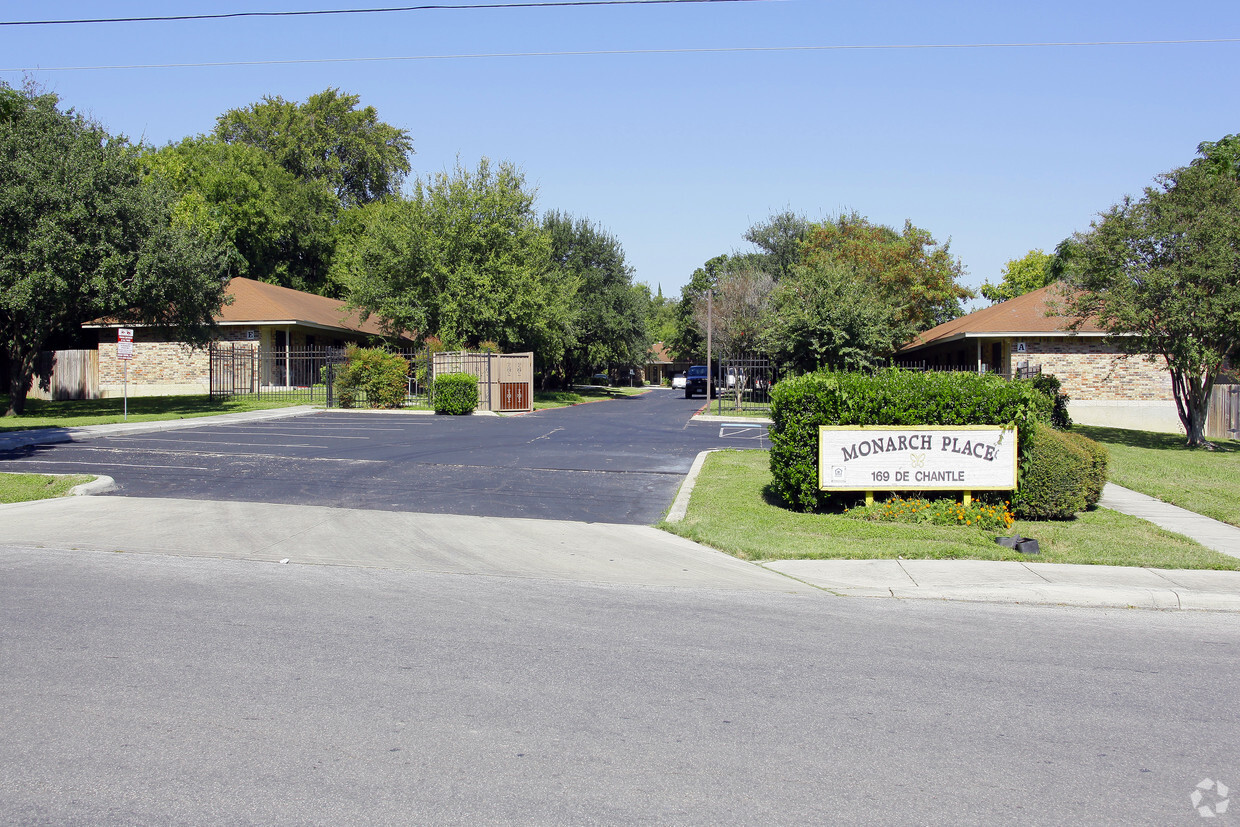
[433,372,478,415]
[1028,372,1072,429]
[335,347,409,409]
[1011,423,1092,520]
[769,369,1052,512]
[1059,429,1109,508]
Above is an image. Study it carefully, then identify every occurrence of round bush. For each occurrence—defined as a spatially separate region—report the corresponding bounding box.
[334,347,409,409]
[1011,423,1092,520]
[433,372,479,415]
[1059,429,1109,508]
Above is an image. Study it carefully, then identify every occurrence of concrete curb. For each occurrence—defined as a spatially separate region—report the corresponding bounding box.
[760,559,1240,613]
[0,405,321,452]
[665,449,720,523]
[69,475,116,496]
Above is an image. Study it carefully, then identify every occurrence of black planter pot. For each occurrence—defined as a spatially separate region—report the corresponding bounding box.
[995,535,1040,555]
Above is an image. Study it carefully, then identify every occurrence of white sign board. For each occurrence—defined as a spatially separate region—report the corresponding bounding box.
[118,328,134,342]
[117,341,134,359]
[819,426,1018,491]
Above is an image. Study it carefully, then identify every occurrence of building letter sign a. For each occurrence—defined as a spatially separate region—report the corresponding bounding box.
[819,425,1018,492]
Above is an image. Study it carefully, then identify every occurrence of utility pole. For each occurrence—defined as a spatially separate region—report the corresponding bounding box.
[706,288,713,403]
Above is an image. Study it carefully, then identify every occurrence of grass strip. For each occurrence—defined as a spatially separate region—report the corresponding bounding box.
[0,394,310,433]
[660,449,1239,571]
[1075,425,1240,527]
[0,473,93,504]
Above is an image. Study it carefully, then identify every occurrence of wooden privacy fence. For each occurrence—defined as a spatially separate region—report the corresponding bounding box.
[1206,384,1240,440]
[28,350,99,400]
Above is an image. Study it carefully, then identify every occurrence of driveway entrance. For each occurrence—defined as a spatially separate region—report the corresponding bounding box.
[0,390,767,524]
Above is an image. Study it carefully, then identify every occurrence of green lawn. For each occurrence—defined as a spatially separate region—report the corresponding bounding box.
[1075,425,1240,527]
[531,386,651,410]
[0,394,310,432]
[0,472,93,503]
[661,449,1240,571]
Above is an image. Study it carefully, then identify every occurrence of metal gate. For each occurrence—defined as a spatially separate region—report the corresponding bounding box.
[209,343,257,396]
[713,355,777,415]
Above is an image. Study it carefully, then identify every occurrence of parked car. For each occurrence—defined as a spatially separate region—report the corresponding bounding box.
[591,373,610,386]
[684,365,709,398]
[671,372,687,390]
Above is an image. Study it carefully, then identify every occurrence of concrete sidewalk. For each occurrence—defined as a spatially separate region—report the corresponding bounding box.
[1100,482,1240,558]
[0,496,816,594]
[761,558,1240,611]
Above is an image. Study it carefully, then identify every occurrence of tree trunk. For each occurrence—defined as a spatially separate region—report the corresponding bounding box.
[5,349,32,416]
[1172,368,1214,449]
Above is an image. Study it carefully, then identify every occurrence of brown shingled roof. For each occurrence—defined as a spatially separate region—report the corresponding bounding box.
[648,341,673,363]
[87,277,406,339]
[901,282,1104,352]
[217,278,389,335]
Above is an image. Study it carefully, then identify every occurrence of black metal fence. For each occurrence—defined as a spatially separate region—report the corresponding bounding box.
[711,355,778,415]
[892,359,1042,380]
[209,344,432,406]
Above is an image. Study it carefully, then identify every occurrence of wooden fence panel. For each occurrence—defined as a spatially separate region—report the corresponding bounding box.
[1206,384,1240,440]
[28,350,99,401]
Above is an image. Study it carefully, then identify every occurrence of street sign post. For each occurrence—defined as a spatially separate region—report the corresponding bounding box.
[117,328,133,419]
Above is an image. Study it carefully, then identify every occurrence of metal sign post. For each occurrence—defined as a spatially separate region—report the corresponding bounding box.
[117,328,134,420]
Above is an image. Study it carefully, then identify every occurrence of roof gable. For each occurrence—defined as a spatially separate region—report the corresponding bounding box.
[903,282,1103,351]
[87,277,402,339]
[219,278,387,335]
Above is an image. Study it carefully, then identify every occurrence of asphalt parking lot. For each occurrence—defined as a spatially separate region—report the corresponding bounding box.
[0,390,768,524]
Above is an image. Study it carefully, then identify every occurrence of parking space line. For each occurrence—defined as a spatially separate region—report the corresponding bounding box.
[50,446,384,464]
[104,437,332,449]
[181,430,371,439]
[2,459,211,471]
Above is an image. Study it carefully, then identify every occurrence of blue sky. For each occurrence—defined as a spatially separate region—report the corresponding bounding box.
[4,1,1238,305]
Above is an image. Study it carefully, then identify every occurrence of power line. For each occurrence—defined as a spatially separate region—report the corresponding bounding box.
[0,0,766,27]
[5,38,1238,73]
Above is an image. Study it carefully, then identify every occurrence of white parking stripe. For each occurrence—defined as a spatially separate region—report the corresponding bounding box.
[105,438,330,449]
[47,446,383,464]
[3,460,211,471]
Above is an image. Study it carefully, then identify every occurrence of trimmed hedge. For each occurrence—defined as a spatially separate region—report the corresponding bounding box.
[1059,429,1109,508]
[1010,424,1092,519]
[335,347,409,409]
[433,372,478,415]
[769,369,1052,512]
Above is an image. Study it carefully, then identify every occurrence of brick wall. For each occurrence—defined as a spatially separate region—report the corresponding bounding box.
[97,327,258,388]
[1019,337,1172,402]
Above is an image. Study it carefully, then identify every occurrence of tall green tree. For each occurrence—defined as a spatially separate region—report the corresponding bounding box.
[980,249,1054,304]
[543,211,648,383]
[334,159,566,355]
[142,137,339,295]
[667,255,728,363]
[743,210,810,280]
[215,88,413,208]
[1066,148,1240,447]
[800,213,973,334]
[0,84,231,415]
[760,260,901,373]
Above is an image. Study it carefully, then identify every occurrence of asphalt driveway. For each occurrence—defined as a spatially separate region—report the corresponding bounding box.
[0,390,768,524]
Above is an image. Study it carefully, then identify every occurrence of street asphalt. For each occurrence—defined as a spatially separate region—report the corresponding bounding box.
[2,399,1238,612]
